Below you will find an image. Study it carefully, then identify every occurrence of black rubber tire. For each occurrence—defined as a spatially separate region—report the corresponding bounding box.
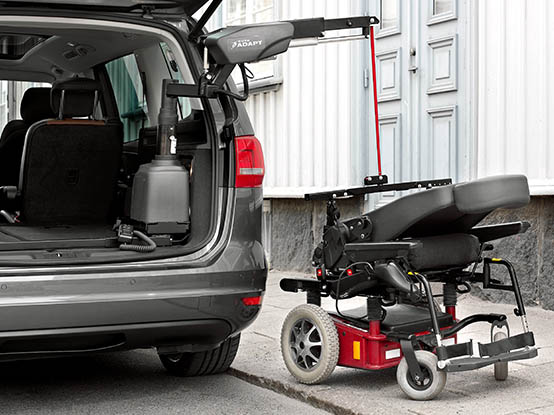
[159,334,240,377]
[396,350,447,401]
[281,304,339,384]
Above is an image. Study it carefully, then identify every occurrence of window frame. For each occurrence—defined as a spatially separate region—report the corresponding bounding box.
[376,0,402,39]
[427,0,458,26]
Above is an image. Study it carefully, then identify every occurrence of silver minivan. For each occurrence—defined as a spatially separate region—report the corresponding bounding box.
[0,0,267,376]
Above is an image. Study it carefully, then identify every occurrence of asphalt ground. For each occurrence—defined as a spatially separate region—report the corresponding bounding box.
[0,348,327,414]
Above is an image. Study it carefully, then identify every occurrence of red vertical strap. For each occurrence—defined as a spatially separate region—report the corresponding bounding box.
[369,25,382,176]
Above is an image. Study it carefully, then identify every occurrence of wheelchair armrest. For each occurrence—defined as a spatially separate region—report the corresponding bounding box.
[344,241,420,263]
[469,221,530,243]
[280,277,321,293]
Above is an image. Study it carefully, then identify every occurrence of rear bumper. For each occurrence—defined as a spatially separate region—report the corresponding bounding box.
[0,276,265,360]
[0,319,234,362]
[0,188,267,358]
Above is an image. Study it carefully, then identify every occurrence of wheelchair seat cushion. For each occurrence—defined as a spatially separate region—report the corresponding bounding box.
[406,233,480,271]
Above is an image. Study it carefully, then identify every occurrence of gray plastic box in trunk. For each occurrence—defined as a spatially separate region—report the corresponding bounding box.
[130,158,190,234]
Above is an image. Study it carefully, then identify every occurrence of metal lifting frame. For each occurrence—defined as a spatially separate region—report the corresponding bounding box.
[305,177,453,201]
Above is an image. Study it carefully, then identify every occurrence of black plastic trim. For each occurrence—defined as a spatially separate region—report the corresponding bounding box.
[0,319,231,361]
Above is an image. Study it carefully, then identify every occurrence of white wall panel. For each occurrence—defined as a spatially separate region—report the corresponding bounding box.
[477,0,554,195]
[245,0,368,197]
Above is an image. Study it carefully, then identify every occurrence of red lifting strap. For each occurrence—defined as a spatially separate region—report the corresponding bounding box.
[369,25,382,176]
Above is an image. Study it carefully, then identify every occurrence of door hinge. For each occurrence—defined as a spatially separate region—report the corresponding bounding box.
[142,5,155,19]
[363,68,370,88]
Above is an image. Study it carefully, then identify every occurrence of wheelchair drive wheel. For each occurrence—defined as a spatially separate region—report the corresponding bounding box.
[281,304,339,384]
[396,350,447,401]
[493,331,509,381]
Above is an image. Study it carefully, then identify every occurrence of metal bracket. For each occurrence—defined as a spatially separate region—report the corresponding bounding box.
[483,258,528,331]
[305,178,452,201]
[400,338,425,382]
[141,5,155,19]
[491,318,510,340]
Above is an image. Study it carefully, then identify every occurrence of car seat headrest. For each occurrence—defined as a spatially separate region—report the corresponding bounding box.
[51,78,101,119]
[20,87,55,124]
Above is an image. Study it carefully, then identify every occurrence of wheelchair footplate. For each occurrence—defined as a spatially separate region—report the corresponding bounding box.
[435,330,537,372]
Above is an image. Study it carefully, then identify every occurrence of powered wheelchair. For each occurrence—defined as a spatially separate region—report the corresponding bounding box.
[280,174,538,400]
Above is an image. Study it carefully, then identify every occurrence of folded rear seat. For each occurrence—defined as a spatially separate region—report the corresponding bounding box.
[18,78,122,225]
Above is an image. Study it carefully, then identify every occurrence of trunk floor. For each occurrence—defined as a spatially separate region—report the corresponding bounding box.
[0,225,114,242]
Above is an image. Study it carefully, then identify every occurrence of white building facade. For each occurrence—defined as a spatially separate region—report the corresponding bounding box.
[204,0,554,276]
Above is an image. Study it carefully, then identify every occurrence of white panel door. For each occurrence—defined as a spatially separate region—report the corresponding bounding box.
[368,0,471,207]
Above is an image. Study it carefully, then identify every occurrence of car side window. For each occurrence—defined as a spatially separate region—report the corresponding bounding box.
[0,81,50,127]
[106,54,149,142]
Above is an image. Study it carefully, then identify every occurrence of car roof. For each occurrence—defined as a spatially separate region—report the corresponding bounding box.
[0,0,209,15]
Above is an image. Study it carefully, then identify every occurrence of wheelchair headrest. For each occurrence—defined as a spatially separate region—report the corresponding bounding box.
[20,87,55,124]
[51,78,101,119]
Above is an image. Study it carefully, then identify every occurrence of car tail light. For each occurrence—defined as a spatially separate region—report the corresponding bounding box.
[241,295,262,306]
[235,136,265,188]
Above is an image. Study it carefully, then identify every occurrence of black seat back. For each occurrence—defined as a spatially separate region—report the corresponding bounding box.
[0,88,54,185]
[363,175,530,242]
[19,78,122,225]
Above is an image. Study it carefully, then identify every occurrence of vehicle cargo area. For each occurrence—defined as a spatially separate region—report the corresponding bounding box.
[0,17,218,264]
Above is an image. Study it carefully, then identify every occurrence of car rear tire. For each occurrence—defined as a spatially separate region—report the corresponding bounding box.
[159,334,240,377]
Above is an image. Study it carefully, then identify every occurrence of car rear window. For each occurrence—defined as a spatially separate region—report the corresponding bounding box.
[0,80,51,127]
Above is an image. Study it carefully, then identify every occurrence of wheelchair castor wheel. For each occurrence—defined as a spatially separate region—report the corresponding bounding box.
[493,331,509,381]
[396,350,447,400]
[281,304,339,384]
